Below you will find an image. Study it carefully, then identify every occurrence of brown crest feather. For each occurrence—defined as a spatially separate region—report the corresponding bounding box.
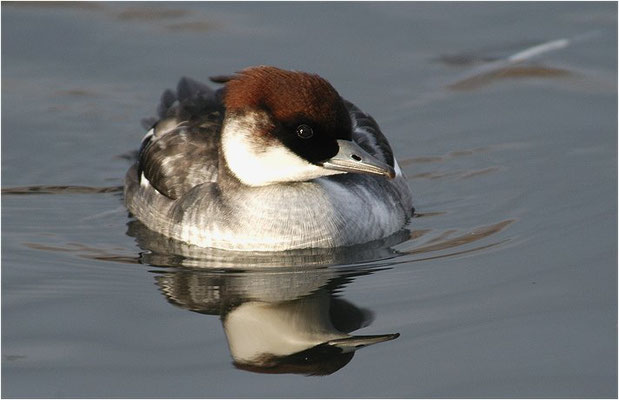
[223,66,350,135]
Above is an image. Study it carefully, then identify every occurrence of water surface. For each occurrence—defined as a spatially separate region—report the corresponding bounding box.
[2,2,617,398]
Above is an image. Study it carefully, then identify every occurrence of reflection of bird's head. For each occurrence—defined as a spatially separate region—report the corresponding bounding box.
[222,295,398,376]
[233,334,399,376]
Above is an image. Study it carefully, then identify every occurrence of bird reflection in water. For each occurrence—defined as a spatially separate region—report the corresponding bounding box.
[127,220,403,376]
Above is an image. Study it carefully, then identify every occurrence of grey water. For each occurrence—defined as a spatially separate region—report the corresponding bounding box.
[1,2,617,398]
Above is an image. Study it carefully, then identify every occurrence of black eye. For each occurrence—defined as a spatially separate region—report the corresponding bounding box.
[296,124,314,139]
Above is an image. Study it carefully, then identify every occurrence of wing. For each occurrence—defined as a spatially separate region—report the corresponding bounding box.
[343,100,395,168]
[138,77,225,200]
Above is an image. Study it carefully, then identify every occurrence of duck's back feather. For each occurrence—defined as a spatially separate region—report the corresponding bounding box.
[137,77,225,199]
[344,100,395,168]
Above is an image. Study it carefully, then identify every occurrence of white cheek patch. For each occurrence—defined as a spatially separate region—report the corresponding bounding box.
[222,115,343,186]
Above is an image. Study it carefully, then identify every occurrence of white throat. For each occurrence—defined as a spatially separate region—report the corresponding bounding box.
[221,112,343,187]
